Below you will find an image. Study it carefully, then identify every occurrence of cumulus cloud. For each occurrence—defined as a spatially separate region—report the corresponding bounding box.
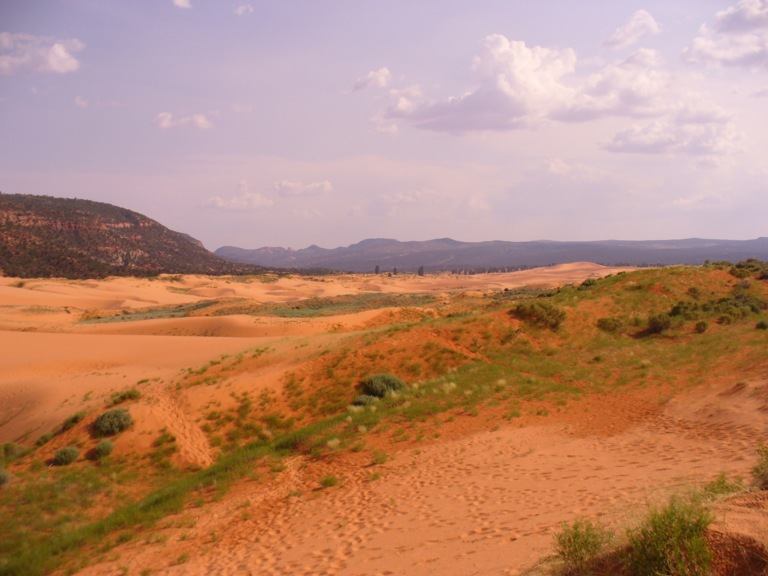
[605,10,661,50]
[234,4,254,16]
[272,180,333,196]
[352,67,392,91]
[386,36,576,132]
[207,181,274,210]
[0,33,84,76]
[716,0,768,32]
[155,112,213,130]
[685,1,768,67]
[363,32,736,157]
[605,116,738,156]
[381,37,675,132]
[172,0,191,8]
[553,48,668,121]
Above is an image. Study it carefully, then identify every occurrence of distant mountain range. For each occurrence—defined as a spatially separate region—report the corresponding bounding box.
[216,237,768,272]
[0,193,261,278]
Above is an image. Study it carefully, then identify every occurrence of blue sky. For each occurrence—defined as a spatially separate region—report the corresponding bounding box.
[1,1,767,249]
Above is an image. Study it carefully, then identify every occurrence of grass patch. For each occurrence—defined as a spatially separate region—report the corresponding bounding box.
[555,518,613,575]
[626,497,712,576]
[213,293,435,318]
[108,389,141,406]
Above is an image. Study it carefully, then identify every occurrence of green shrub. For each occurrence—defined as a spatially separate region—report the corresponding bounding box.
[92,409,133,436]
[1,442,25,465]
[646,313,672,335]
[319,475,338,488]
[596,317,623,333]
[108,388,141,406]
[89,440,114,461]
[60,411,86,432]
[352,394,380,406]
[358,374,406,399]
[578,278,597,290]
[757,320,768,331]
[511,301,566,330]
[702,473,743,499]
[555,518,613,574]
[752,444,768,489]
[35,432,54,447]
[52,446,79,466]
[694,321,708,334]
[626,497,712,576]
[370,450,388,466]
[0,469,9,486]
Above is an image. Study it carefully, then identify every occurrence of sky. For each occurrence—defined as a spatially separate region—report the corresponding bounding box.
[1,1,768,250]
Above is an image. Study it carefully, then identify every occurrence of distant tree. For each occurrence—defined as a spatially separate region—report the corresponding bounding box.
[393,267,398,275]
[417,265,424,276]
[374,265,380,274]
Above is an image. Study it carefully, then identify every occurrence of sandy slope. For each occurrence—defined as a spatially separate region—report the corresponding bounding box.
[76,379,768,575]
[0,263,626,448]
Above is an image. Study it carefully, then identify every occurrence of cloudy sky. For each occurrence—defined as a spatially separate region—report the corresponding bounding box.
[1,1,768,250]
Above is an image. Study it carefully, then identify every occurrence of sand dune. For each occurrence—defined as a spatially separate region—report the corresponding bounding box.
[8,262,763,575]
[76,379,768,575]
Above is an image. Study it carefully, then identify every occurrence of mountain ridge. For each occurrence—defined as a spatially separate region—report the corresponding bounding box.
[216,236,768,272]
[0,193,262,278]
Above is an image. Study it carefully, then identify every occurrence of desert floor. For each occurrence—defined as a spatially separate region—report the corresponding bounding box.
[1,262,767,575]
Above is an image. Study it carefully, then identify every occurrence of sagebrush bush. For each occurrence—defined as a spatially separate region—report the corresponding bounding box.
[596,317,623,333]
[626,497,712,576]
[60,411,85,432]
[35,432,53,447]
[1,442,25,465]
[108,388,141,406]
[511,301,566,330]
[319,475,338,488]
[752,444,768,489]
[757,320,768,330]
[52,446,79,466]
[555,518,613,574]
[352,394,380,406]
[0,469,9,486]
[646,313,672,335]
[358,374,406,398]
[694,321,708,334]
[92,409,133,436]
[89,440,114,461]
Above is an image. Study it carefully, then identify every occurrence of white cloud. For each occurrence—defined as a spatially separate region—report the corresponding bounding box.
[605,10,661,50]
[385,36,576,132]
[605,117,738,156]
[0,33,84,76]
[155,112,213,130]
[352,67,392,91]
[234,3,254,16]
[716,0,768,32]
[74,96,89,109]
[368,34,736,157]
[554,49,668,121]
[172,0,191,8]
[207,181,274,210]
[382,38,675,131]
[272,180,333,196]
[685,1,768,67]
